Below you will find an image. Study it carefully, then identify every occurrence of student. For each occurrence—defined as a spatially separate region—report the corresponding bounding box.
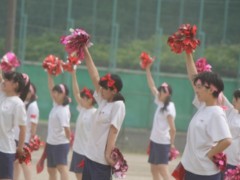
[46,73,71,180]
[0,71,29,180]
[145,61,176,180]
[13,82,39,180]
[221,90,240,176]
[82,46,126,180]
[69,69,96,180]
[181,53,232,180]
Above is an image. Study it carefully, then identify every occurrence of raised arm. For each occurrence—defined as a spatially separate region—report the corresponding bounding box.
[83,46,100,92]
[185,53,198,89]
[47,73,54,99]
[70,70,83,106]
[145,62,158,96]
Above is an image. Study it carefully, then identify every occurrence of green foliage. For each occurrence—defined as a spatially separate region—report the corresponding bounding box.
[9,33,240,78]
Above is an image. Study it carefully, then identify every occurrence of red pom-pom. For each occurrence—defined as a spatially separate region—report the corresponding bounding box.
[29,135,41,151]
[42,55,63,76]
[167,24,200,54]
[139,52,154,69]
[16,146,32,165]
[60,28,93,61]
[172,162,186,180]
[62,62,75,72]
[0,52,20,72]
[111,148,128,178]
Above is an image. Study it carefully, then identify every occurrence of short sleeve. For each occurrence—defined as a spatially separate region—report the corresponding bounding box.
[165,103,176,118]
[93,91,104,105]
[28,103,39,124]
[207,110,232,142]
[58,106,70,127]
[15,103,27,126]
[192,95,204,109]
[110,101,126,131]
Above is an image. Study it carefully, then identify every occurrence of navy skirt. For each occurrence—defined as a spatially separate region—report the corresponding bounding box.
[148,141,170,165]
[69,151,85,173]
[0,151,15,179]
[185,170,222,180]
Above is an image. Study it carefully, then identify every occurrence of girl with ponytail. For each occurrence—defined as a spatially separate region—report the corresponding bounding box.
[145,60,176,180]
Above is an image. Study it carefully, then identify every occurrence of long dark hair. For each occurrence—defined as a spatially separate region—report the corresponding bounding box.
[3,72,30,101]
[52,84,71,106]
[26,83,37,109]
[157,84,172,112]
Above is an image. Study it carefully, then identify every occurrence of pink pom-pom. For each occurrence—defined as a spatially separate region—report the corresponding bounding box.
[212,152,227,171]
[60,28,93,61]
[195,57,212,73]
[0,52,20,72]
[169,147,180,161]
[111,148,128,178]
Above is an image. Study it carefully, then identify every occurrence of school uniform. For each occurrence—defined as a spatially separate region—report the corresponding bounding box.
[0,88,27,179]
[70,105,96,173]
[83,91,126,180]
[148,94,176,164]
[181,96,232,179]
[46,103,71,167]
[224,98,240,167]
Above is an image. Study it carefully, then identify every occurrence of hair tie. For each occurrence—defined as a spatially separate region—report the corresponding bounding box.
[22,73,29,85]
[161,82,169,95]
[59,84,66,94]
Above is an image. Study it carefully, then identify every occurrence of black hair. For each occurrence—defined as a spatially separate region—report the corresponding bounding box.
[3,71,30,101]
[157,84,172,112]
[99,73,125,102]
[99,74,123,92]
[112,92,125,102]
[193,71,224,98]
[26,83,37,110]
[233,89,240,100]
[52,84,70,106]
[80,88,96,105]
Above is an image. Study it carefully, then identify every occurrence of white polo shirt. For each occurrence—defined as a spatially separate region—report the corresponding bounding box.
[224,97,240,166]
[85,91,126,165]
[0,90,27,153]
[15,101,39,143]
[46,103,71,145]
[150,95,176,144]
[181,96,232,175]
[73,105,96,155]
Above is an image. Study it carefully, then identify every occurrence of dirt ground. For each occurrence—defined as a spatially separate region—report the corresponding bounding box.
[17,147,180,180]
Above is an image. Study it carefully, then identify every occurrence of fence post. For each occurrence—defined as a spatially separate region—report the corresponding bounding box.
[134,0,141,39]
[109,0,118,72]
[222,0,230,44]
[92,0,98,42]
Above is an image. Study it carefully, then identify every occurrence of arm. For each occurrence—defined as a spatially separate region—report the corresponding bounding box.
[105,125,118,166]
[185,53,198,89]
[71,70,83,106]
[47,73,54,98]
[30,122,37,137]
[64,127,71,141]
[83,46,100,92]
[207,138,232,160]
[167,115,176,147]
[145,63,158,96]
[17,125,26,155]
